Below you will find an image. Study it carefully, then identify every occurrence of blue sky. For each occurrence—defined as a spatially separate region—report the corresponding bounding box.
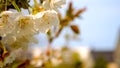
[34,0,120,51]
[66,0,120,51]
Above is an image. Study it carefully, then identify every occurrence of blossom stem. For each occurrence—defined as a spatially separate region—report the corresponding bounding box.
[12,1,21,12]
[5,0,7,11]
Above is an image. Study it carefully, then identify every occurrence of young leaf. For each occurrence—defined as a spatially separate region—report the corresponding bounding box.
[74,8,86,17]
[71,25,80,34]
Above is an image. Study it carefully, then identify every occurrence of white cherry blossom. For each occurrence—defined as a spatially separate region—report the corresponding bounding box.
[42,0,66,11]
[0,11,21,37]
[34,10,59,33]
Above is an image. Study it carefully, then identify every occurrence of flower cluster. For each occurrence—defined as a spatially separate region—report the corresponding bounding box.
[0,0,66,67]
[0,0,66,47]
[0,10,59,48]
